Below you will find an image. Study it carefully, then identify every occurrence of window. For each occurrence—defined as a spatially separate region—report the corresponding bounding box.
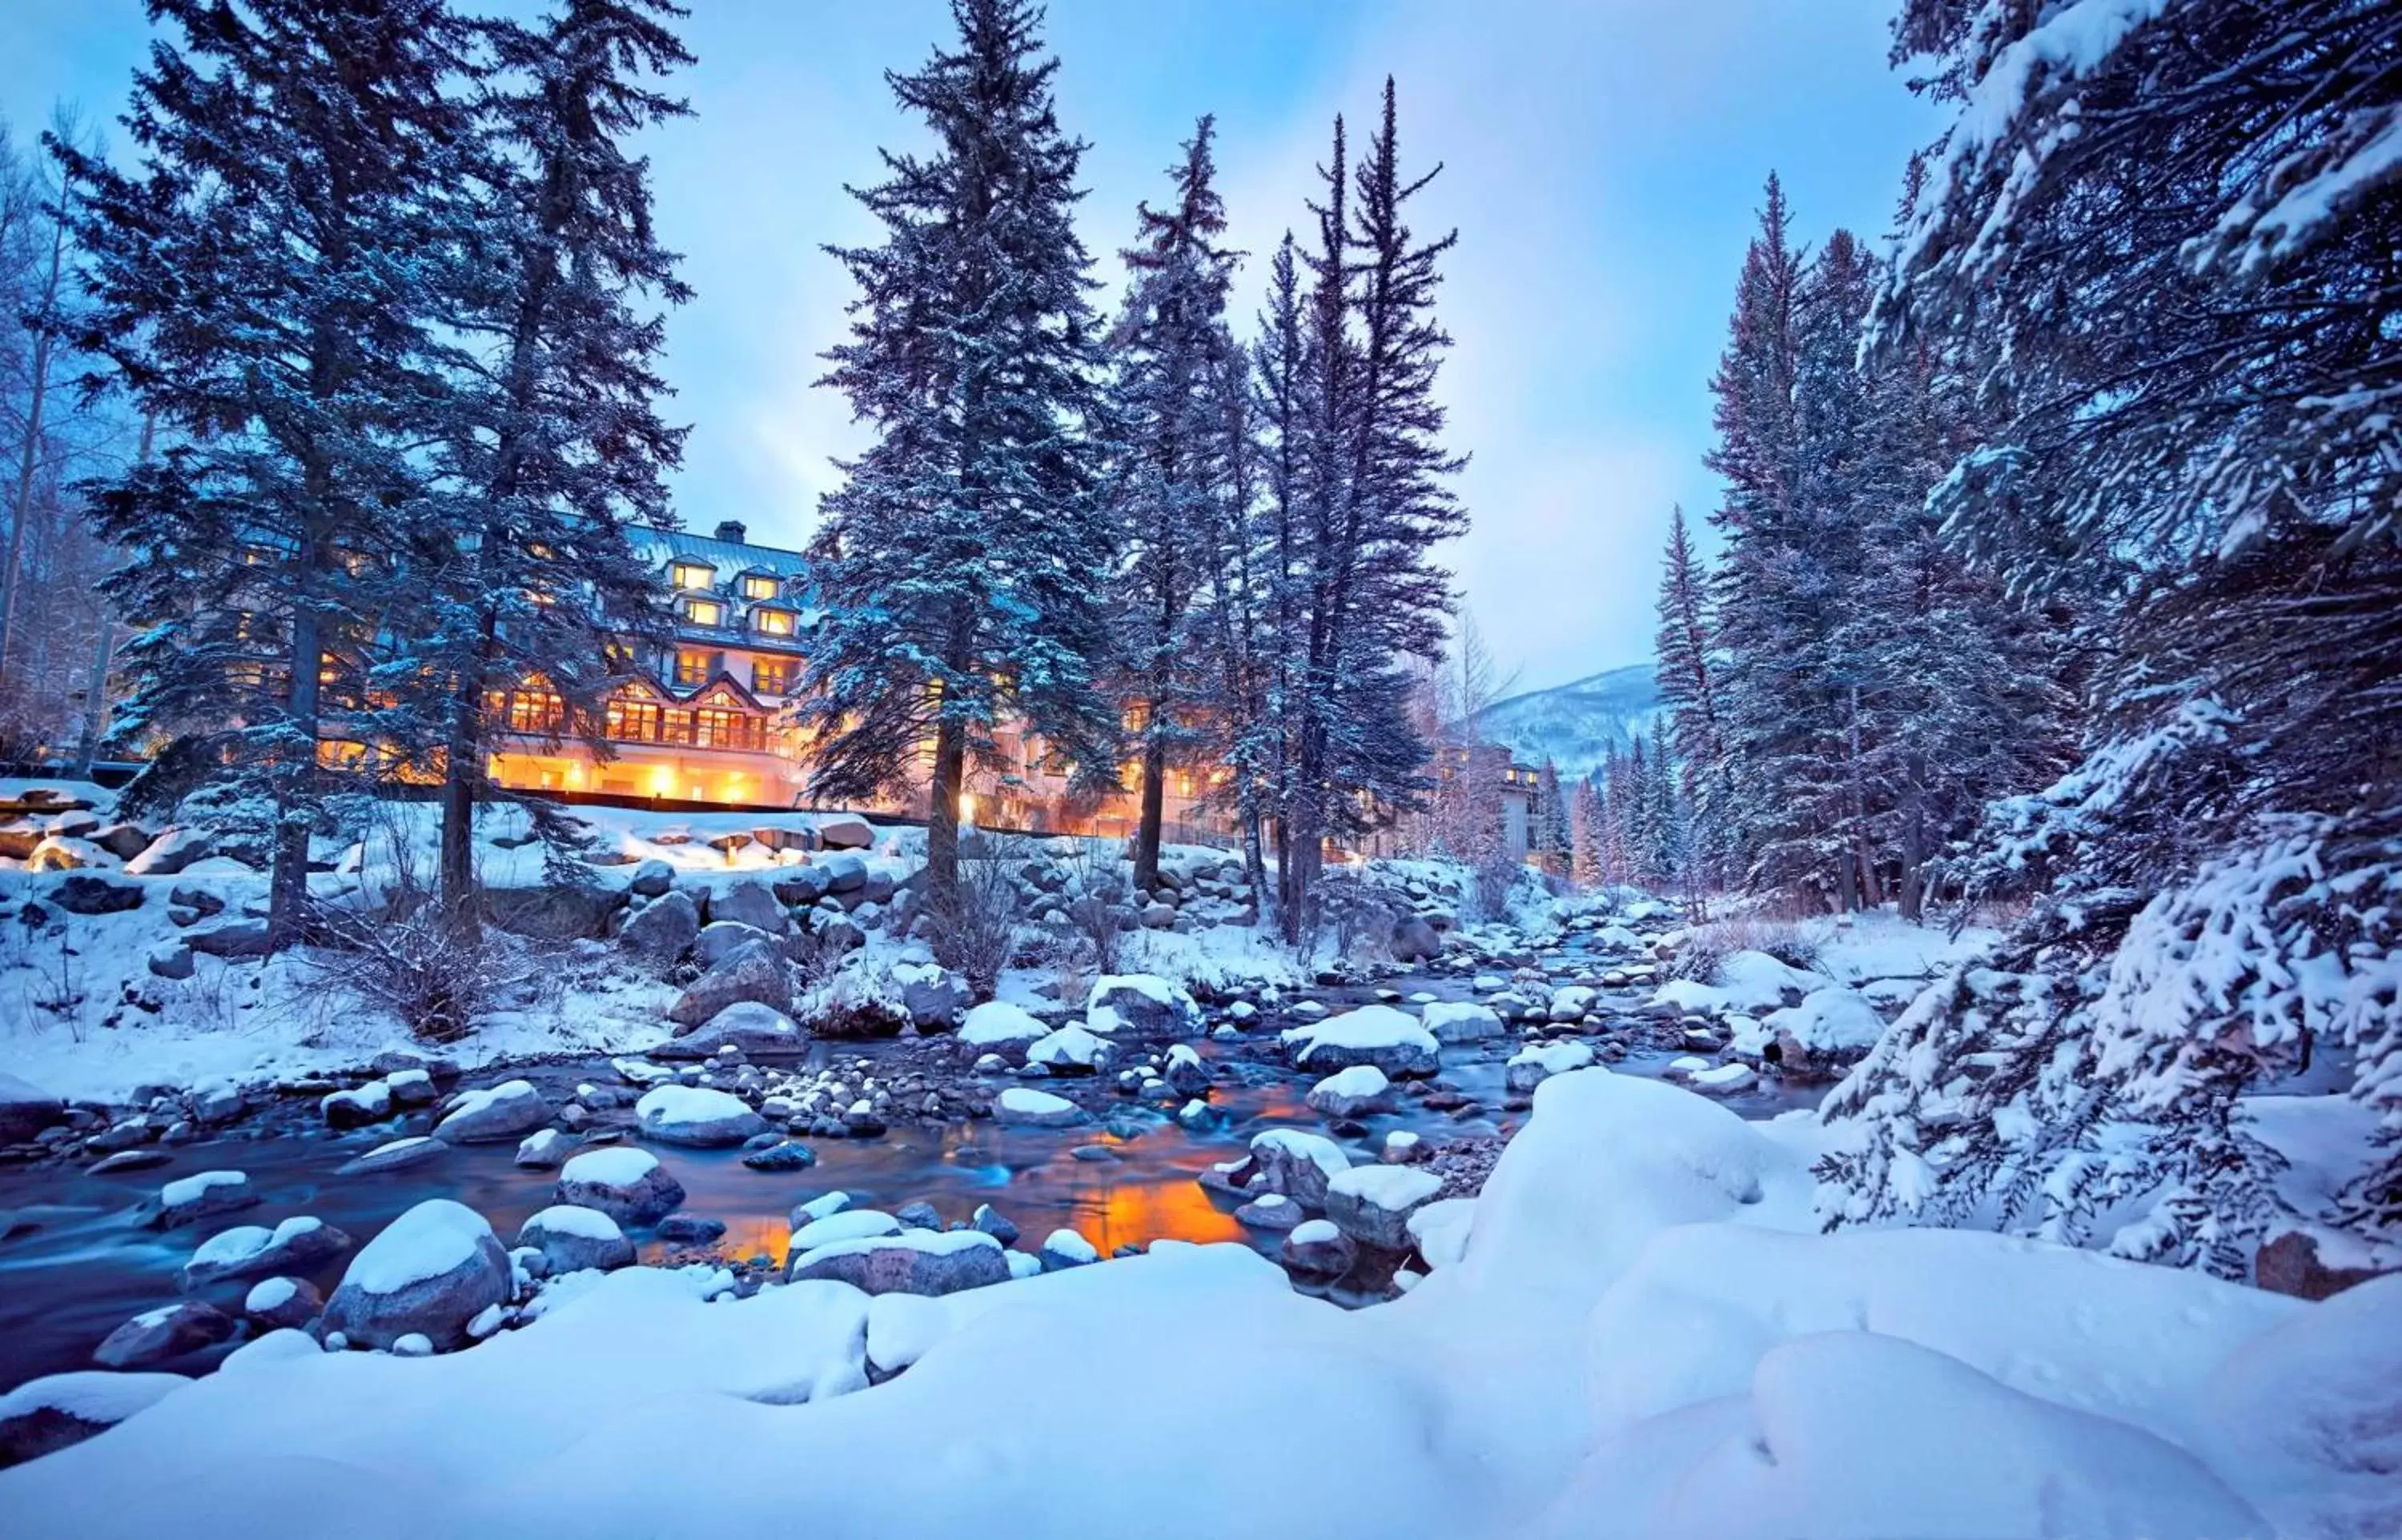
[673,649,713,688]
[752,608,795,636]
[753,658,794,695]
[670,561,714,591]
[695,707,759,751]
[508,691,564,733]
[683,598,725,627]
[741,574,780,601]
[661,709,694,745]
[605,696,660,741]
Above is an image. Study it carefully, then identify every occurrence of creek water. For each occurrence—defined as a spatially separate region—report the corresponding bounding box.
[0,965,1824,1394]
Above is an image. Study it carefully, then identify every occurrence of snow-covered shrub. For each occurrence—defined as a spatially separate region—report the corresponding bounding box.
[1669,916,1822,984]
[921,833,1022,995]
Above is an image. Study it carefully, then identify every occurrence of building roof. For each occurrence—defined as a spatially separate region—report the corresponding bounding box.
[635,524,812,583]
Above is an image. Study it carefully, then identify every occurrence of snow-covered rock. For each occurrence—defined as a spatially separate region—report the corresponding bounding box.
[1025,1024,1111,1073]
[617,888,700,964]
[1038,1228,1099,1271]
[336,1136,448,1177]
[1689,1061,1757,1095]
[151,1170,259,1229]
[556,1147,685,1226]
[815,813,875,850]
[434,1081,550,1145]
[1279,1218,1355,1278]
[659,1000,806,1061]
[992,1087,1085,1129]
[93,1302,235,1370]
[516,1205,636,1275]
[1324,1165,1443,1251]
[1505,1041,1596,1093]
[1306,1064,1391,1118]
[958,1000,1050,1049]
[786,1229,1010,1297]
[667,938,793,1028]
[1280,1005,1440,1077]
[792,1209,900,1252]
[634,1085,767,1148]
[0,1372,187,1468]
[1421,1001,1504,1044]
[178,1216,351,1289]
[1246,1128,1352,1209]
[322,1199,512,1352]
[1087,974,1200,1036]
[240,1277,321,1331]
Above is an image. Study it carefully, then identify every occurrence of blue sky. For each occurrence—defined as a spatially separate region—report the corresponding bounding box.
[2,1,1935,694]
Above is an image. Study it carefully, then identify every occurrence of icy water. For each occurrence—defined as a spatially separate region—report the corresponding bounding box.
[0,962,1823,1393]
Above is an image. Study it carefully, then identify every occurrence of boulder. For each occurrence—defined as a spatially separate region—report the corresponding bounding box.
[634,1085,767,1148]
[516,1205,636,1274]
[124,827,214,876]
[434,1080,550,1144]
[896,963,971,1029]
[772,865,831,907]
[88,822,154,861]
[1163,1043,1211,1097]
[556,1146,685,1225]
[484,883,622,942]
[1505,1041,1597,1093]
[958,1000,1050,1052]
[1279,1219,1356,1280]
[1323,1165,1443,1251]
[336,1137,448,1177]
[0,1371,188,1467]
[741,1140,817,1172]
[992,1087,1086,1129]
[1026,1025,1111,1073]
[627,859,675,898]
[0,1072,66,1144]
[660,1000,806,1060]
[666,937,793,1027]
[1306,1065,1391,1119]
[1389,916,1443,963]
[707,879,789,934]
[321,1199,512,1352]
[513,1129,575,1169]
[52,874,144,916]
[1234,1193,1304,1230]
[1421,1001,1504,1044]
[321,1081,394,1129]
[1281,1005,1441,1077]
[2255,1230,2390,1301]
[818,853,869,893]
[971,1204,1020,1245]
[785,1229,1009,1296]
[179,1216,352,1289]
[27,836,111,872]
[93,1301,235,1370]
[815,813,875,850]
[1086,974,1200,1037]
[151,1170,259,1229]
[1247,1129,1352,1209]
[1038,1228,1099,1272]
[186,918,272,960]
[694,919,774,967]
[146,943,195,981]
[617,889,701,965]
[240,1277,323,1331]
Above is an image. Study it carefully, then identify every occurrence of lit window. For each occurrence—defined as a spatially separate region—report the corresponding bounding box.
[673,650,712,688]
[741,574,779,601]
[605,696,660,741]
[684,598,725,627]
[670,561,714,591]
[753,659,794,695]
[753,608,794,636]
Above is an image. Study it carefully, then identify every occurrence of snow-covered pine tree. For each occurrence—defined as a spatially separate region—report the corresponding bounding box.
[1279,82,1468,945]
[1533,757,1571,877]
[1106,115,1239,893]
[1653,503,1729,888]
[806,0,1120,899]
[1821,0,2402,1272]
[415,0,694,927]
[1190,331,1274,903]
[58,0,477,944]
[1570,773,1605,888]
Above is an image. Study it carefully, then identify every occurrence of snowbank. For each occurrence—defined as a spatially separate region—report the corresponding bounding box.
[2,1069,2383,1539]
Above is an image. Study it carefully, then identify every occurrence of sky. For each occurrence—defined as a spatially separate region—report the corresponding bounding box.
[1,0,1937,696]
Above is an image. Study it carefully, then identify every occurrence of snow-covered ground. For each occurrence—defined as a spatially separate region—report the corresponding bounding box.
[3,1067,2390,1538]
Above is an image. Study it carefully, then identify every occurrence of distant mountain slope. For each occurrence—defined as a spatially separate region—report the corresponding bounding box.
[1472,663,1664,784]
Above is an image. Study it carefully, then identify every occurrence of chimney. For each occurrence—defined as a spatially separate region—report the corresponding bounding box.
[714,519,747,544]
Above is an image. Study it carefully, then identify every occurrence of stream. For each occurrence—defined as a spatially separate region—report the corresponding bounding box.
[0,956,1826,1394]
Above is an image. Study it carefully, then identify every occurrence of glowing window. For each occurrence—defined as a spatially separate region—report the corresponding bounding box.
[673,650,712,688]
[683,598,725,627]
[741,574,779,600]
[670,561,714,591]
[753,608,795,636]
[753,658,794,695]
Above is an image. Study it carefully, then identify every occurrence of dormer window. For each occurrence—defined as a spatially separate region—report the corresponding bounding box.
[683,597,725,627]
[670,560,715,592]
[741,573,779,601]
[753,608,795,636]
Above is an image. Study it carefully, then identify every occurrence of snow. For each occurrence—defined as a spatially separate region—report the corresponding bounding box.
[1327,1165,1441,1211]
[2,1061,2387,1539]
[0,1371,187,1426]
[1508,1042,1596,1077]
[1420,1001,1502,1041]
[1651,949,1827,1014]
[1761,987,1886,1052]
[338,1200,495,1296]
[795,1229,1001,1267]
[157,1170,247,1209]
[1040,1228,1099,1264]
[1279,1005,1437,1063]
[519,1205,623,1241]
[1286,1218,1340,1246]
[1310,1065,1388,1100]
[1250,1127,1352,1178]
[243,1277,299,1314]
[1025,1024,1111,1069]
[187,1216,321,1269]
[958,1000,1049,1046]
[633,1083,750,1132]
[993,1087,1078,1122]
[792,1210,901,1251]
[557,1146,658,1189]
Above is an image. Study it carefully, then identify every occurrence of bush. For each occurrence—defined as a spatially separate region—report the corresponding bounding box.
[922,832,1022,996]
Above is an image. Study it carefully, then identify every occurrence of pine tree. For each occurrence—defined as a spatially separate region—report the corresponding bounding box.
[1532,756,1571,876]
[1107,115,1239,892]
[1569,773,1604,887]
[1822,0,2402,1271]
[1653,503,1727,888]
[58,0,478,945]
[806,0,1119,899]
[417,0,695,927]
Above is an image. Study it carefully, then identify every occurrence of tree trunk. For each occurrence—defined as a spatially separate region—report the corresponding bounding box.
[270,592,323,948]
[0,203,67,692]
[926,712,966,901]
[1133,724,1166,892]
